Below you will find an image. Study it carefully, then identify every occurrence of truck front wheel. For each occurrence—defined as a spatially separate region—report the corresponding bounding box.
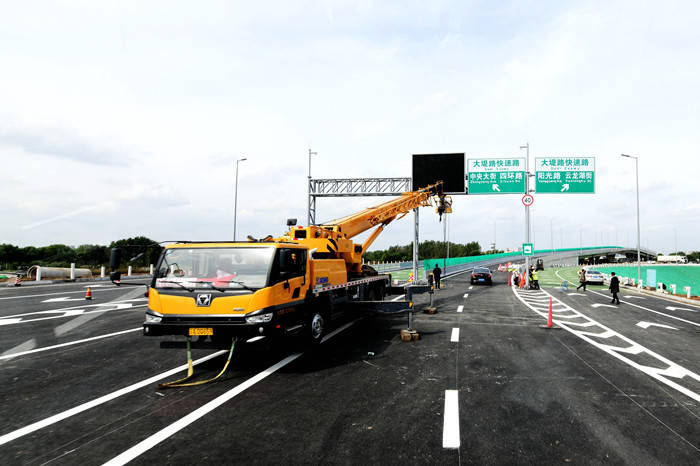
[308,310,326,344]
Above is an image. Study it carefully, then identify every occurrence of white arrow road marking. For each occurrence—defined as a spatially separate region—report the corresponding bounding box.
[567,293,586,296]
[666,306,697,312]
[591,303,617,308]
[42,297,86,303]
[636,321,678,330]
[0,299,147,326]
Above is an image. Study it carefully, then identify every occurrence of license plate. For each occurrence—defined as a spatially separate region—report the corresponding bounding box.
[479,278,485,282]
[188,327,213,336]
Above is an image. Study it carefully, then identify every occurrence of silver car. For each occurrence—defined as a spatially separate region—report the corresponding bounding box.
[585,270,605,285]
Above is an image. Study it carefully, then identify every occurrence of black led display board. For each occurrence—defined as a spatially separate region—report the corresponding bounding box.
[412,153,466,194]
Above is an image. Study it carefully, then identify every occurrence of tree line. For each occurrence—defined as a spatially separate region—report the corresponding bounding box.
[0,237,162,270]
[364,240,502,262]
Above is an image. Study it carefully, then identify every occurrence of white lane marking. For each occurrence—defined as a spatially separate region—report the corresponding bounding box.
[391,294,405,302]
[450,328,460,342]
[442,390,460,449]
[0,328,140,361]
[624,295,646,299]
[591,303,617,309]
[567,293,586,296]
[457,305,463,313]
[54,311,104,337]
[245,336,265,343]
[42,297,87,303]
[0,287,123,300]
[0,318,22,326]
[104,320,358,465]
[321,319,358,343]
[636,322,677,331]
[1,338,37,357]
[468,286,473,290]
[666,306,697,313]
[588,290,700,328]
[513,287,700,403]
[104,353,303,466]
[463,293,469,298]
[0,350,227,446]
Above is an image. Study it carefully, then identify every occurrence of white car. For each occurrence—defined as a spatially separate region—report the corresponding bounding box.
[585,270,605,285]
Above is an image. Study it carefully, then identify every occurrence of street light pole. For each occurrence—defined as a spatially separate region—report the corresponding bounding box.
[234,157,247,241]
[621,154,641,286]
[307,148,317,226]
[520,143,531,275]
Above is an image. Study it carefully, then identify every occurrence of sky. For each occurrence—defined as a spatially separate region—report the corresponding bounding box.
[2,0,699,255]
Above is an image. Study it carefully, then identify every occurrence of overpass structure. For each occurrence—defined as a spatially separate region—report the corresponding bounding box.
[371,246,658,281]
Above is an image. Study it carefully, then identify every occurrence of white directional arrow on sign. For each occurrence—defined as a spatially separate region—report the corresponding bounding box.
[492,184,501,192]
[42,297,85,303]
[665,306,697,312]
[636,321,677,330]
[591,303,617,308]
[560,184,570,192]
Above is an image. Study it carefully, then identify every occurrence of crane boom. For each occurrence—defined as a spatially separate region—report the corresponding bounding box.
[320,182,449,239]
[279,182,452,276]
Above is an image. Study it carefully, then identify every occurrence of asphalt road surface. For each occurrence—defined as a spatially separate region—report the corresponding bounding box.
[0,273,698,465]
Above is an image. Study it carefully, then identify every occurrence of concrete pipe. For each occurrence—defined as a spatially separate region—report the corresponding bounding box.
[27,266,93,280]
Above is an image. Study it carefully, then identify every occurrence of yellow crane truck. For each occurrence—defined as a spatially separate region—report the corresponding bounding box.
[110,182,451,386]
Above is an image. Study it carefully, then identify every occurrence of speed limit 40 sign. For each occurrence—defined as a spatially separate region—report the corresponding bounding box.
[522,194,534,207]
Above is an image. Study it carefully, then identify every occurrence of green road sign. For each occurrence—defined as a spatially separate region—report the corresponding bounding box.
[467,158,526,194]
[535,157,595,193]
[523,243,533,256]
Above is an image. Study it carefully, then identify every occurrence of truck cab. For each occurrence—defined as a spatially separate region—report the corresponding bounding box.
[144,242,311,340]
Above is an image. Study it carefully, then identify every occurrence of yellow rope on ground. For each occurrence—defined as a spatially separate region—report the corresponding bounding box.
[157,338,235,389]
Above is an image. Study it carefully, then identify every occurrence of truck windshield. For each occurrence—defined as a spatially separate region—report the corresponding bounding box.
[155,247,275,290]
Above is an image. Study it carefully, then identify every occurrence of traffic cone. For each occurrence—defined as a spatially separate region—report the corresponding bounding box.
[14,276,21,286]
[540,297,560,329]
[85,287,93,300]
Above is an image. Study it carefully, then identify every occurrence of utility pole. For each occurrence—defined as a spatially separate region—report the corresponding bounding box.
[621,154,641,286]
[307,148,317,226]
[550,218,554,253]
[493,221,497,252]
[233,157,247,241]
[520,143,531,274]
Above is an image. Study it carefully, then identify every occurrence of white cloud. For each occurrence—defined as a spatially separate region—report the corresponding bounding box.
[1,1,699,255]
